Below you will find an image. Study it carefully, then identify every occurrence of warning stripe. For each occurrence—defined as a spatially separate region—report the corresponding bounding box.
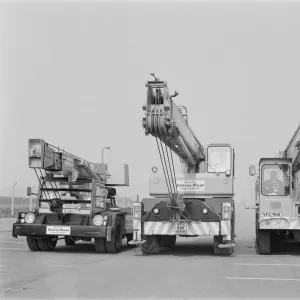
[143,221,231,236]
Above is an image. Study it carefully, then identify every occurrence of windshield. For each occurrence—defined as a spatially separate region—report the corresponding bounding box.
[261,164,290,196]
[40,181,92,201]
[207,146,231,173]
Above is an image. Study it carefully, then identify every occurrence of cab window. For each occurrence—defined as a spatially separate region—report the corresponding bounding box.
[261,164,290,196]
[207,146,231,173]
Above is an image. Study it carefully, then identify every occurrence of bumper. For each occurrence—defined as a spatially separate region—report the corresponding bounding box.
[12,223,107,238]
[143,220,231,236]
[259,217,300,230]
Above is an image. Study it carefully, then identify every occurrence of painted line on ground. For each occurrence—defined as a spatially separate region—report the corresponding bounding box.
[0,247,25,250]
[0,241,25,244]
[238,254,293,257]
[226,277,300,282]
[236,263,300,267]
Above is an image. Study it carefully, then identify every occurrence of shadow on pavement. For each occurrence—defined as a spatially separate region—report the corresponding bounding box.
[52,241,135,255]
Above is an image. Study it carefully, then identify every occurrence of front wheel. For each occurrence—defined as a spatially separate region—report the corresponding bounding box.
[26,236,40,251]
[95,237,106,253]
[106,224,122,253]
[258,231,271,255]
[38,237,57,251]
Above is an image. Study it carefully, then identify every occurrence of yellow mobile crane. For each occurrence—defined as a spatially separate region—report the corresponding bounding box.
[249,122,300,254]
[130,74,236,255]
[12,139,134,253]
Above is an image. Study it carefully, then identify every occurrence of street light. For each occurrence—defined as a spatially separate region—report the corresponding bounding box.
[101,146,111,163]
[12,182,17,216]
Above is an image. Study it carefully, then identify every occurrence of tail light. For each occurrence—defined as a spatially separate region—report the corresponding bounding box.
[222,203,232,220]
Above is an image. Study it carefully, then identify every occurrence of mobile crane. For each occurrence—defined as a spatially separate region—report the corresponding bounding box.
[12,139,134,253]
[249,122,300,254]
[129,74,236,255]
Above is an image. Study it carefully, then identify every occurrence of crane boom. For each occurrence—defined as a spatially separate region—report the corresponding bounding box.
[142,79,205,169]
[282,122,300,174]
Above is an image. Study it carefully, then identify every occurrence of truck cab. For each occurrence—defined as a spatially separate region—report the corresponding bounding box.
[249,157,300,254]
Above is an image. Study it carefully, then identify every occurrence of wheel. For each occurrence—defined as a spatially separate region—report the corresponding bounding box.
[65,237,75,246]
[38,237,57,251]
[271,231,285,253]
[95,238,106,253]
[213,236,234,256]
[159,235,176,251]
[140,235,160,254]
[26,236,40,251]
[106,222,122,253]
[258,231,271,255]
[126,234,136,248]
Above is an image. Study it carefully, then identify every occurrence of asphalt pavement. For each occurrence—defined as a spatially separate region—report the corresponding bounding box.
[1,210,300,300]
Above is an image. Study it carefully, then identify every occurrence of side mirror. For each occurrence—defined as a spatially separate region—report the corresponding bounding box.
[27,186,32,196]
[249,165,256,176]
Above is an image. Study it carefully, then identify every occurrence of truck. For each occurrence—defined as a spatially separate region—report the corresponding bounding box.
[12,139,134,253]
[249,122,300,255]
[129,74,236,255]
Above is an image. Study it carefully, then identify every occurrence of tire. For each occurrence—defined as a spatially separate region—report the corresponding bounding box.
[159,235,176,251]
[258,231,271,255]
[38,237,57,251]
[65,238,75,246]
[213,236,234,256]
[271,231,285,253]
[106,222,122,253]
[140,235,160,254]
[26,236,40,251]
[95,238,106,253]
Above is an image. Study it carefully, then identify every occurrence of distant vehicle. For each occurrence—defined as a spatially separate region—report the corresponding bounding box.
[129,74,236,256]
[12,139,133,253]
[249,122,300,254]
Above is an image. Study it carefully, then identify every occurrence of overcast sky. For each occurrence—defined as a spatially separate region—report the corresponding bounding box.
[1,1,300,206]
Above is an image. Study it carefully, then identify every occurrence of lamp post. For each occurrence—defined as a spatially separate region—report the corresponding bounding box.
[12,182,17,216]
[101,146,111,164]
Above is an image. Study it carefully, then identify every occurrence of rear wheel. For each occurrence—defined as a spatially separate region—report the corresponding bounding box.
[26,236,40,251]
[38,237,57,251]
[106,222,122,253]
[159,235,176,251]
[95,238,106,253]
[65,237,75,246]
[258,231,271,255]
[213,236,234,256]
[140,235,160,254]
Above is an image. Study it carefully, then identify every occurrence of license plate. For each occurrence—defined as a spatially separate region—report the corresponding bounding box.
[46,226,71,235]
[62,208,76,214]
[176,221,187,231]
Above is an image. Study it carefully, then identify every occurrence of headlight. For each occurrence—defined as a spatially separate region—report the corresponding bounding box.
[25,213,35,224]
[153,208,160,214]
[203,208,208,214]
[225,169,231,176]
[93,215,104,226]
[261,218,289,228]
[21,213,25,218]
